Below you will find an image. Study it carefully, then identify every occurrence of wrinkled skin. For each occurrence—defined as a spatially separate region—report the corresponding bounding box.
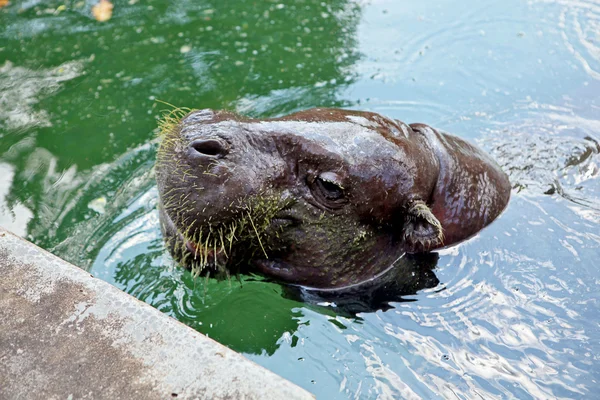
[156,108,510,288]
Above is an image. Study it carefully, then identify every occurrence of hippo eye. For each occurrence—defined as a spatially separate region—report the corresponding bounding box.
[310,172,347,207]
[316,177,344,200]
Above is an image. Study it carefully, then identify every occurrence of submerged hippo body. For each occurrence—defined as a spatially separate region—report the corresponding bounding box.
[156,108,510,288]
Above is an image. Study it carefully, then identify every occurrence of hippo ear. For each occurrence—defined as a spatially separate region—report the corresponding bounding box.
[402,200,444,253]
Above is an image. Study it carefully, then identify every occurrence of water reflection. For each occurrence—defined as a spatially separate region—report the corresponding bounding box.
[159,0,362,115]
[371,216,594,398]
[0,163,33,236]
[0,60,84,131]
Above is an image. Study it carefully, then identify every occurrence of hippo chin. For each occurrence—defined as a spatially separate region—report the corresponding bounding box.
[155,108,510,288]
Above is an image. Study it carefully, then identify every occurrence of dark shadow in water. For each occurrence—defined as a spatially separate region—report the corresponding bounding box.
[282,253,440,316]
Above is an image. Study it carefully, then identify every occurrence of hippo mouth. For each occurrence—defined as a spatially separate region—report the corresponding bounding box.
[182,213,299,264]
[159,197,302,275]
[159,203,228,269]
[184,239,228,266]
[253,259,297,281]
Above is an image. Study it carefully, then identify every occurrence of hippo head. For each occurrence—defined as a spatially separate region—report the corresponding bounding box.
[155,108,509,288]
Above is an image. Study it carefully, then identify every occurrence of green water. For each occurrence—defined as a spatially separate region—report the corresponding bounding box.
[2,0,600,398]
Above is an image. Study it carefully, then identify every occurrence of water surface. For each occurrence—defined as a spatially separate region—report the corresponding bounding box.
[1,0,599,398]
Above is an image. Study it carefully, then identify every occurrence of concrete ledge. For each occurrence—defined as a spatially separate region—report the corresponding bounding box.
[0,227,314,400]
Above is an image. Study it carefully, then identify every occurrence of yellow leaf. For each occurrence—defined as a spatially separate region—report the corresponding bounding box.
[92,0,113,22]
[0,0,10,9]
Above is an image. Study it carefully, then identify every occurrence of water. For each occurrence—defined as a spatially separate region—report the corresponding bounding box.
[1,0,599,398]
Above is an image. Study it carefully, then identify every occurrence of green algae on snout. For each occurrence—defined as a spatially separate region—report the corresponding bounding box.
[166,193,295,278]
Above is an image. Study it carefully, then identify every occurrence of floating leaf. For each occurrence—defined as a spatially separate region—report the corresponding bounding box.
[92,0,113,22]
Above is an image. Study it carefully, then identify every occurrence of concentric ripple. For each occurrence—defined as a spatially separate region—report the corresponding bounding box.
[540,0,600,80]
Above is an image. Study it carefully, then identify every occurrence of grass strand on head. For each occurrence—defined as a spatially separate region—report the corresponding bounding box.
[155,100,196,138]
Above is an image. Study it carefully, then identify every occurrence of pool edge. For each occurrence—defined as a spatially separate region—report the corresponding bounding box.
[0,226,314,400]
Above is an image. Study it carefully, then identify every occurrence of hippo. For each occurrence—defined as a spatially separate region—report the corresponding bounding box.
[155,108,510,288]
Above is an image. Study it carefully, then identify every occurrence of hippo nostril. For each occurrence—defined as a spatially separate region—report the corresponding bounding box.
[190,139,229,158]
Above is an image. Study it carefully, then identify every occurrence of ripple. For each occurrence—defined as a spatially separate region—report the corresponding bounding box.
[357,98,455,126]
[234,86,352,118]
[483,113,600,217]
[378,244,591,398]
[540,0,600,80]
[360,342,422,400]
[356,1,537,96]
[48,142,158,268]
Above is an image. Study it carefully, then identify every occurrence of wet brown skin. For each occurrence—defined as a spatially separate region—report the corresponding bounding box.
[156,108,510,288]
